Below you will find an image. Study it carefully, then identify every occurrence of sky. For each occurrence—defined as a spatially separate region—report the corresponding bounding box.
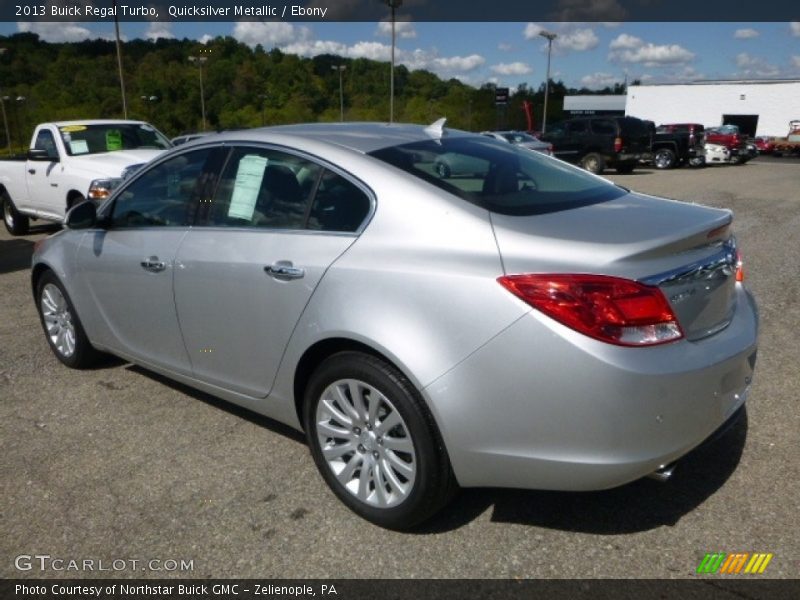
[3,20,800,91]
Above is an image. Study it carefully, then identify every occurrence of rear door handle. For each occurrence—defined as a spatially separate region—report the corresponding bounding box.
[140,256,166,272]
[264,262,305,280]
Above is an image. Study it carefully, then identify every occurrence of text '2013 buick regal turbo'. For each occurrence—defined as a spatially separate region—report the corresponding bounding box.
[31,120,758,529]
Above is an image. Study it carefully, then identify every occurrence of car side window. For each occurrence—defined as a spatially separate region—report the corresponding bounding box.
[307,169,372,233]
[567,121,588,134]
[205,147,321,230]
[34,130,59,159]
[591,120,616,135]
[110,148,213,228]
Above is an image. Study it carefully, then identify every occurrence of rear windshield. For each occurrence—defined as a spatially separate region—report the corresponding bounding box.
[618,118,650,137]
[368,135,626,216]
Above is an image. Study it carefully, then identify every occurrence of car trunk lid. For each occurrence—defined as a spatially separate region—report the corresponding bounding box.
[491,191,738,341]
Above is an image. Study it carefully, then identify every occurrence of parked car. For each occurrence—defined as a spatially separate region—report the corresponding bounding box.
[433,151,489,178]
[32,122,758,529]
[538,116,651,174]
[651,123,706,169]
[480,131,553,155]
[0,120,171,235]
[171,132,212,146]
[705,125,755,164]
[753,137,775,154]
[705,143,732,164]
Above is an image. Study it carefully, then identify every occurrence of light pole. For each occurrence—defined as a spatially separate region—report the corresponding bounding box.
[188,55,208,131]
[0,48,10,155]
[112,0,127,118]
[140,95,157,120]
[14,96,25,153]
[539,30,557,134]
[331,65,346,121]
[258,93,268,126]
[387,0,402,123]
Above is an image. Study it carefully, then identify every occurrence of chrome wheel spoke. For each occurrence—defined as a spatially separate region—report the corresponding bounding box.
[316,377,417,509]
[383,435,413,453]
[322,441,355,460]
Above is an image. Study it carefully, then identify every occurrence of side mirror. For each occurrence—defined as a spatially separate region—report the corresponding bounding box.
[65,200,98,230]
[28,148,59,162]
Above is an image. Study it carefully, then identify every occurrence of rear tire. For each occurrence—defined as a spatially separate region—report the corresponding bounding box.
[2,191,29,236]
[580,153,605,174]
[36,271,102,369]
[304,351,456,529]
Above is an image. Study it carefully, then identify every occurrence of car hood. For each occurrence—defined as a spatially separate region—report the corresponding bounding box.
[69,149,165,177]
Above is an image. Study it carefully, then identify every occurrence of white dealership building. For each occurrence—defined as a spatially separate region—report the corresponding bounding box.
[625,79,800,137]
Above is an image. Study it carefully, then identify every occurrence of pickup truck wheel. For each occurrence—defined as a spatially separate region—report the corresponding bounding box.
[580,153,605,174]
[2,192,29,236]
[653,148,677,170]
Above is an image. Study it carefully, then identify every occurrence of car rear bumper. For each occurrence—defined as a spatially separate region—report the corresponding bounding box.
[425,285,758,491]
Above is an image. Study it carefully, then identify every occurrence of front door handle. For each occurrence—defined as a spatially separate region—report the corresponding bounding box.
[264,262,305,280]
[28,168,36,175]
[140,256,166,272]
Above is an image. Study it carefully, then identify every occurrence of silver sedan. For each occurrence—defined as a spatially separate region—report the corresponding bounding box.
[32,121,758,529]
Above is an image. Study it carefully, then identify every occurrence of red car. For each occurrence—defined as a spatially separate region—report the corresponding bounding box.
[753,137,775,154]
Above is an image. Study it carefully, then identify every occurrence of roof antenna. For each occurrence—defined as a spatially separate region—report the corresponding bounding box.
[425,117,447,141]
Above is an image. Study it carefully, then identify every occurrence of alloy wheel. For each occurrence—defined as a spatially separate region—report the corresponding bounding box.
[315,378,417,508]
[40,283,77,358]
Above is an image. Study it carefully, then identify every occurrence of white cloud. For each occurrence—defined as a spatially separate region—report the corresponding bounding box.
[610,33,642,50]
[17,21,93,42]
[735,52,779,77]
[792,56,800,69]
[734,28,759,39]
[145,22,174,41]
[232,22,311,48]
[498,43,513,52]
[376,20,417,39]
[491,62,533,76]
[580,72,619,89]
[791,22,800,37]
[523,23,544,40]
[199,34,213,45]
[431,54,486,72]
[608,34,694,66]
[555,28,598,52]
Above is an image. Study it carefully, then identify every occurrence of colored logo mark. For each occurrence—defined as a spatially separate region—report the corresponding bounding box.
[697,552,773,574]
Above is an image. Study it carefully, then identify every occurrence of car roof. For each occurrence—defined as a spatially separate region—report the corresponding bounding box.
[52,119,149,127]
[208,121,472,155]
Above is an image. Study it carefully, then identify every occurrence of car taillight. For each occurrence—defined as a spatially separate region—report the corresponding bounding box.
[736,250,745,282]
[614,137,623,153]
[498,274,683,346]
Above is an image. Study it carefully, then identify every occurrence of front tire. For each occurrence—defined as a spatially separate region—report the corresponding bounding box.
[36,271,101,368]
[435,161,451,178]
[580,153,605,174]
[304,351,455,529]
[2,191,29,236]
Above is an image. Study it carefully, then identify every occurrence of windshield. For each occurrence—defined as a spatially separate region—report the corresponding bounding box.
[369,135,626,216]
[58,123,172,156]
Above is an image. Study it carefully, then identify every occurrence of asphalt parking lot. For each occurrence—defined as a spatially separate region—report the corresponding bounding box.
[1,156,798,579]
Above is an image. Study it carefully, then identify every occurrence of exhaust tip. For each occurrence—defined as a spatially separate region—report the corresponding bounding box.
[647,462,677,483]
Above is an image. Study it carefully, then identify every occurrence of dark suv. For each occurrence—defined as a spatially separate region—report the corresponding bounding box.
[539,116,651,174]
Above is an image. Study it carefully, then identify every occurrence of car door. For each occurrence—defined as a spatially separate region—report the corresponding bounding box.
[74,147,219,374]
[173,145,371,398]
[24,128,63,215]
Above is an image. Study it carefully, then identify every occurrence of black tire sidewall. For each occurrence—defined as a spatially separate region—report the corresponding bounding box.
[3,193,29,236]
[303,351,450,529]
[654,149,676,169]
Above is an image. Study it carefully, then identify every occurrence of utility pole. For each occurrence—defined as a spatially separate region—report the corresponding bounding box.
[387,0,402,123]
[0,48,11,155]
[112,0,128,118]
[331,65,346,121]
[539,30,557,134]
[188,55,208,131]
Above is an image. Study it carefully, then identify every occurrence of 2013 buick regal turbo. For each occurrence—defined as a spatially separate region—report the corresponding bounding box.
[31,121,758,529]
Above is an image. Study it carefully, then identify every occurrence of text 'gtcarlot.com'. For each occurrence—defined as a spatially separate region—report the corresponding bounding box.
[14,554,194,572]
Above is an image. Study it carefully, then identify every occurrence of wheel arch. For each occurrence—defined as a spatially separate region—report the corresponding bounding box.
[66,189,85,210]
[31,262,54,300]
[293,337,424,434]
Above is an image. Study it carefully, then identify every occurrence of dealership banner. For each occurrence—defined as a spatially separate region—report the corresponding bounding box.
[2,0,799,22]
[3,579,800,600]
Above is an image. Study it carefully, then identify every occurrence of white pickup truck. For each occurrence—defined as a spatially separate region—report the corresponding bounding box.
[0,119,171,235]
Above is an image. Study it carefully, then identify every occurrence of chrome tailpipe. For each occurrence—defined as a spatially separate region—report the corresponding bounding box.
[647,462,677,482]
